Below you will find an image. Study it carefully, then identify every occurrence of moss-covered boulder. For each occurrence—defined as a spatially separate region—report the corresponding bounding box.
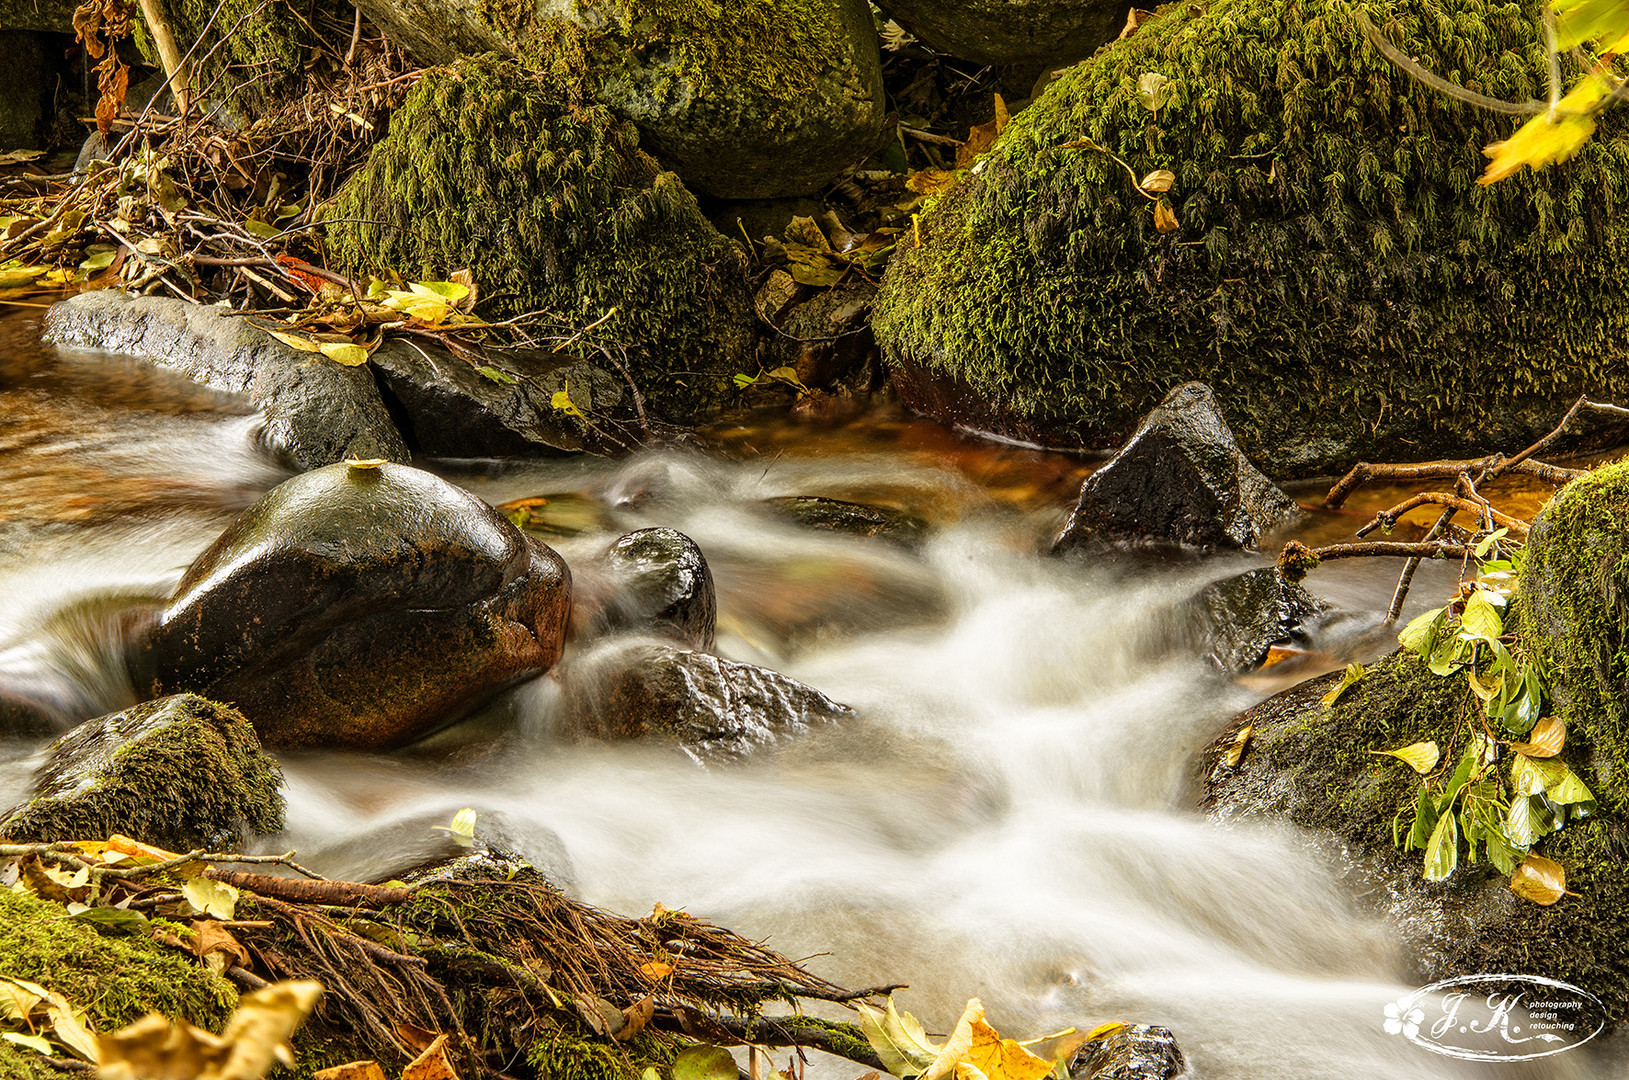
[350,0,885,197]
[1517,458,1629,816]
[874,0,1130,65]
[0,887,236,1079]
[0,694,284,851]
[328,54,754,426]
[874,0,1629,477]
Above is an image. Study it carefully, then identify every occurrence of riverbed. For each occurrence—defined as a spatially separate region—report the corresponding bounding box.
[0,307,1621,1079]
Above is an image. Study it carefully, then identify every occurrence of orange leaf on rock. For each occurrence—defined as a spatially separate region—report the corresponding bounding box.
[313,1063,387,1080]
[1510,854,1571,905]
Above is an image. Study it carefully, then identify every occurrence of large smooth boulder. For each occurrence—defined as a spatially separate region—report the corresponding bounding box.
[350,1,885,198]
[328,55,755,425]
[559,640,853,762]
[0,694,284,851]
[44,291,408,470]
[875,0,1130,65]
[1053,384,1299,552]
[131,462,571,748]
[873,0,1629,476]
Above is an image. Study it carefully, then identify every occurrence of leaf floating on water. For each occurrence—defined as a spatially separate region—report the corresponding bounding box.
[1371,741,1440,775]
[1082,1022,1126,1042]
[1510,717,1566,758]
[1510,854,1572,905]
[429,807,477,848]
[1321,663,1365,706]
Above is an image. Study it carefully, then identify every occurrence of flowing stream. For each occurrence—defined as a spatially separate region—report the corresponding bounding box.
[1,309,1624,1079]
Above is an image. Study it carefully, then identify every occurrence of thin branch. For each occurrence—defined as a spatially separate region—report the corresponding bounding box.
[1356,9,1543,115]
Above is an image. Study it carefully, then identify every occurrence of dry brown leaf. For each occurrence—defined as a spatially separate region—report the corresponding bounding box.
[1223,725,1252,768]
[1510,853,1571,905]
[193,921,249,973]
[402,1034,460,1080]
[639,961,674,980]
[1510,717,1566,758]
[395,1024,441,1053]
[313,1063,388,1080]
[906,169,960,195]
[956,94,1011,168]
[1153,199,1180,233]
[617,995,655,1042]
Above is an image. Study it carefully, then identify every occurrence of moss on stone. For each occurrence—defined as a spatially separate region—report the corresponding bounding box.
[1209,647,1629,1018]
[151,0,351,108]
[0,693,285,851]
[326,52,754,424]
[874,0,1629,475]
[528,1024,677,1080]
[0,888,237,1032]
[1517,458,1629,815]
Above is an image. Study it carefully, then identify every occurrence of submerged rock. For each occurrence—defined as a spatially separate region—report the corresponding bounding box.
[351,0,885,198]
[873,0,1629,475]
[1067,1024,1185,1080]
[44,291,406,470]
[132,462,571,749]
[875,0,1130,65]
[1053,384,1299,553]
[0,693,284,851]
[582,527,717,650]
[763,495,928,545]
[328,55,755,425]
[558,640,853,762]
[1181,566,1324,672]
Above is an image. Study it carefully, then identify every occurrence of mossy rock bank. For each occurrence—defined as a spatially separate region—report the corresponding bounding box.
[0,693,284,851]
[1208,467,1629,1018]
[0,887,236,1079]
[350,0,885,197]
[327,54,754,426]
[874,0,1629,477]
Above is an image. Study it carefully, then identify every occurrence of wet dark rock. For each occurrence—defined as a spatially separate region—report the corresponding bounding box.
[1182,567,1325,672]
[559,640,853,762]
[0,694,284,851]
[368,335,623,458]
[43,291,407,470]
[132,462,571,749]
[763,496,928,546]
[763,282,882,393]
[1053,383,1300,553]
[585,528,716,650]
[876,0,1130,65]
[1067,1024,1185,1080]
[0,31,48,149]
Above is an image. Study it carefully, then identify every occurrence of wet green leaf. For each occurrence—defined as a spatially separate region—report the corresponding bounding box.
[1473,527,1509,558]
[243,218,280,239]
[1424,805,1459,881]
[475,366,517,384]
[65,903,149,933]
[1405,785,1439,851]
[1511,754,1595,804]
[2,1031,54,1056]
[1458,591,1503,642]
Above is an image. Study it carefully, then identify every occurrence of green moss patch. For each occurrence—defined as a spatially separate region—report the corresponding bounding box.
[326,53,754,423]
[875,0,1629,475]
[1517,458,1629,815]
[151,0,351,107]
[0,888,237,1032]
[0,693,284,851]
